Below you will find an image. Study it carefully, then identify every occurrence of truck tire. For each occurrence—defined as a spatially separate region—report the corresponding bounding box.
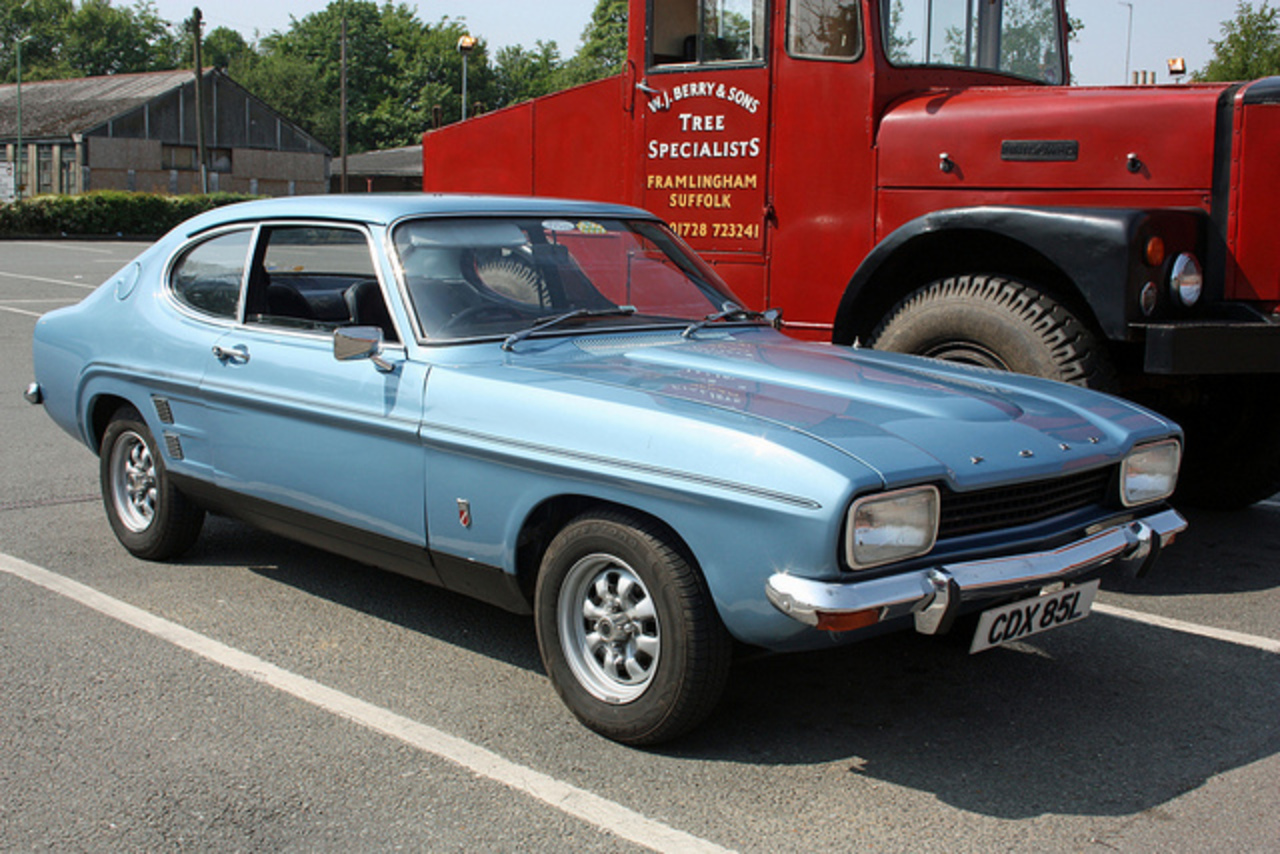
[869,275,1114,389]
[1165,377,1280,509]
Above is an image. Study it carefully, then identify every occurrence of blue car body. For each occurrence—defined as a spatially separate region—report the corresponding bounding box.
[29,195,1186,741]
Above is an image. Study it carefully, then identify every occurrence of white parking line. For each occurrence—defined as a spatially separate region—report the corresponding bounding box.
[0,270,98,289]
[1094,603,1280,654]
[0,305,45,318]
[3,240,124,254]
[0,552,733,854]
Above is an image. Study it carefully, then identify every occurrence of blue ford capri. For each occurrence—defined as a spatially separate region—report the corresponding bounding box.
[27,195,1185,744]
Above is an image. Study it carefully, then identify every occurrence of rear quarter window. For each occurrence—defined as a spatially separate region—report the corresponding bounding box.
[170,229,252,319]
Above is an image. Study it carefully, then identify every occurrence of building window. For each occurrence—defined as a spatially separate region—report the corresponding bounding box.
[162,145,232,173]
[162,145,197,170]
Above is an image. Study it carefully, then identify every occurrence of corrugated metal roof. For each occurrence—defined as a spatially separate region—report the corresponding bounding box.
[0,69,199,139]
[342,145,424,177]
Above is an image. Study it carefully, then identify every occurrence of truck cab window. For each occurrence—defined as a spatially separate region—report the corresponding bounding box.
[651,0,768,67]
[881,0,1065,84]
[788,0,863,60]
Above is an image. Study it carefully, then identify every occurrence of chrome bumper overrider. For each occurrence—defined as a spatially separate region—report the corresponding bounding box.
[766,508,1187,635]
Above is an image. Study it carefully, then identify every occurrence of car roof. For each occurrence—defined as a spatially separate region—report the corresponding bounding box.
[180,193,659,235]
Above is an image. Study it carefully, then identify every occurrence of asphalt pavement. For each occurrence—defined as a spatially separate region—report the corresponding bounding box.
[2,239,1277,852]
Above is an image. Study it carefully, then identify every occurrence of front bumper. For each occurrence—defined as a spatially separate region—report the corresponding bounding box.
[766,508,1186,635]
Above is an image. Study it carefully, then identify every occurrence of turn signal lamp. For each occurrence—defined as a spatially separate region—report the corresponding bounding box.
[1144,237,1165,267]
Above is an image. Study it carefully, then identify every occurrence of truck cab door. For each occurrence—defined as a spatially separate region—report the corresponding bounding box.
[637,0,773,309]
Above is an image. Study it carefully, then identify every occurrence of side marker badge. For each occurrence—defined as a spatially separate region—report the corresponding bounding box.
[457,499,472,528]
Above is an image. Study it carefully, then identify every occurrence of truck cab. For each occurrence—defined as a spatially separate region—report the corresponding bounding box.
[423,0,1280,508]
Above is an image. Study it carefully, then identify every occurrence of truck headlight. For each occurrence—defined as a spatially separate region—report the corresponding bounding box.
[1121,439,1181,506]
[1169,253,1203,306]
[846,485,940,570]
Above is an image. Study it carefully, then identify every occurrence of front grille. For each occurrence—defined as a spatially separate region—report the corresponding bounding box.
[938,466,1115,540]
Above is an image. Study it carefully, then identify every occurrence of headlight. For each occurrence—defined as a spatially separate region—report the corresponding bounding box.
[1121,439,1181,506]
[845,485,940,570]
[1169,253,1203,307]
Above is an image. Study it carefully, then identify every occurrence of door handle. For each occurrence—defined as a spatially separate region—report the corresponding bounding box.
[212,344,250,364]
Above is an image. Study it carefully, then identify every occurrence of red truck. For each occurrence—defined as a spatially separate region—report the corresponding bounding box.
[422,0,1280,507]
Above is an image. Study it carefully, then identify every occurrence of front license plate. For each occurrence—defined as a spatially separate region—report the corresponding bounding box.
[969,580,1100,654]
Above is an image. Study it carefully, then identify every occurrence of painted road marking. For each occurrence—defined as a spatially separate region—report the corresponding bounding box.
[1094,603,1280,654]
[0,270,98,289]
[0,552,733,854]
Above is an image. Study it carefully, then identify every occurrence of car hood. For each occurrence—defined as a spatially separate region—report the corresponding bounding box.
[496,329,1173,491]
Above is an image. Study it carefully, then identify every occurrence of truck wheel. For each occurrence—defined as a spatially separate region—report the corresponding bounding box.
[1167,378,1280,509]
[100,406,205,560]
[534,511,732,745]
[870,275,1114,389]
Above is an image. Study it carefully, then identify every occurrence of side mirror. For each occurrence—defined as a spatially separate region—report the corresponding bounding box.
[334,326,394,372]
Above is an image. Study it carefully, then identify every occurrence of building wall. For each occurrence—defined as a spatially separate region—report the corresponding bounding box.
[83,137,328,196]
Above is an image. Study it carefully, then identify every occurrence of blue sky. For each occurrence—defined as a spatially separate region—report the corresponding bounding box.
[158,0,1241,86]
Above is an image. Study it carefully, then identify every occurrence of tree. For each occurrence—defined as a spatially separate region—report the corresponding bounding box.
[556,0,626,87]
[200,25,253,70]
[62,0,178,76]
[1194,1,1280,81]
[492,41,564,107]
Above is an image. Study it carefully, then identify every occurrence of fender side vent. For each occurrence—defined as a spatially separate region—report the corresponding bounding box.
[152,396,175,424]
[163,433,184,460]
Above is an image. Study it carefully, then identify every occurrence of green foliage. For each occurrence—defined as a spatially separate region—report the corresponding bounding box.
[1,0,179,81]
[557,0,627,87]
[0,191,259,236]
[0,0,632,154]
[1194,1,1280,82]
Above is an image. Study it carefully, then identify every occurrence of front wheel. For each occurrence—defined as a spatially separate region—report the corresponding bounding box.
[100,407,205,560]
[869,275,1114,389]
[534,511,732,745]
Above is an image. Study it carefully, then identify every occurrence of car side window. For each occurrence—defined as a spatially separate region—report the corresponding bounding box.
[170,229,251,320]
[244,225,399,344]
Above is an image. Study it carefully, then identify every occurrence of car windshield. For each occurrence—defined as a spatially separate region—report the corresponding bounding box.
[392,216,746,342]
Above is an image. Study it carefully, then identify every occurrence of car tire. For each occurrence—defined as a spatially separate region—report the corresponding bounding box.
[100,406,205,560]
[870,275,1115,389]
[534,511,732,745]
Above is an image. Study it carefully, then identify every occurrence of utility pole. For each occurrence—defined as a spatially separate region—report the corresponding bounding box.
[340,13,348,193]
[191,7,208,193]
[15,34,30,200]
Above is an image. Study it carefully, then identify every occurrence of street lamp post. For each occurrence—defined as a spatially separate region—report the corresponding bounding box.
[457,34,477,121]
[1119,1,1134,84]
[15,34,32,200]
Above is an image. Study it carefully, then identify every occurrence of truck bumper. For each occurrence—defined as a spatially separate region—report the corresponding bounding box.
[1144,319,1280,374]
[765,508,1186,635]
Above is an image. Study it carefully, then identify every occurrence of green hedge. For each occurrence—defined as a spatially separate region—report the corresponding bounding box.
[0,191,262,237]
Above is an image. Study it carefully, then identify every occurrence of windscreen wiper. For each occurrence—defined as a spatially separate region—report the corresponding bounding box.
[682,304,780,339]
[501,306,637,351]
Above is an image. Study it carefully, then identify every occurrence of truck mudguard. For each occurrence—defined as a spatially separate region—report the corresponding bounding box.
[834,205,1208,345]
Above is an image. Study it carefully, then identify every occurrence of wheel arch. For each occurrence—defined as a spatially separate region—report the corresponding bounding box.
[831,206,1150,346]
[88,393,141,455]
[513,494,702,606]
